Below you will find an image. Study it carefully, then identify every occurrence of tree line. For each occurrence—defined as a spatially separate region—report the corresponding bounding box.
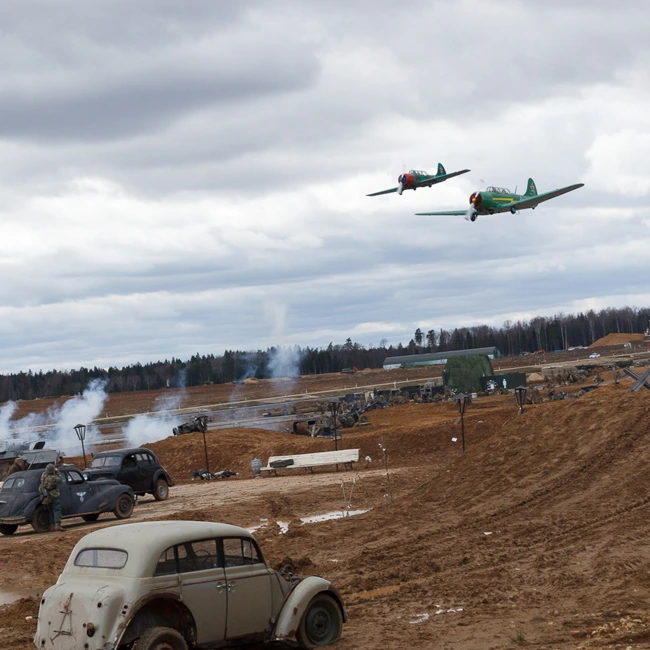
[1,306,648,403]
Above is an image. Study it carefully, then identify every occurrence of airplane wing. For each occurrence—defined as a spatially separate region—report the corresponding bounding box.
[366,187,398,197]
[414,210,467,216]
[415,168,471,188]
[507,183,584,211]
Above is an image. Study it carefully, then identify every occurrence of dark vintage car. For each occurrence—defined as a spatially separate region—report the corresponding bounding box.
[83,448,175,501]
[0,467,135,535]
[172,415,208,436]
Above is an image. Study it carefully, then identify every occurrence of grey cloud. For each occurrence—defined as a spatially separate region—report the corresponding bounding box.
[1,0,650,374]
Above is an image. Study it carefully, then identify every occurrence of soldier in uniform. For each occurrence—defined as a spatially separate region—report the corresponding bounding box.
[40,464,63,532]
[6,457,27,476]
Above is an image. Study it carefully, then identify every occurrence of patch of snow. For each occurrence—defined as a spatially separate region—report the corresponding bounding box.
[409,613,430,624]
[435,608,464,615]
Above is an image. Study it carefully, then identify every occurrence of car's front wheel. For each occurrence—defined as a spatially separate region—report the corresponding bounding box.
[297,594,343,649]
[137,626,187,650]
[113,493,135,520]
[82,513,100,522]
[0,524,18,535]
[153,477,169,501]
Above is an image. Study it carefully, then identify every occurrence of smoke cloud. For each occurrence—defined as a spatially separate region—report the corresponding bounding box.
[268,346,302,379]
[121,388,186,447]
[0,379,109,454]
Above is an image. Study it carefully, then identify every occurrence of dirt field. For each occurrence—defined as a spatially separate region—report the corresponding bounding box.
[2,369,650,649]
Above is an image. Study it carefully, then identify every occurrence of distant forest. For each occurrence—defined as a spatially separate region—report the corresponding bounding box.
[2,306,649,403]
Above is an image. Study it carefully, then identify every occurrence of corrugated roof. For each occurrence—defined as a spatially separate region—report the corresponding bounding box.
[383,347,499,366]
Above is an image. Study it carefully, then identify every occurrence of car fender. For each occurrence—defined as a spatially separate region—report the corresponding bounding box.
[22,495,43,521]
[153,468,175,488]
[83,485,134,512]
[272,577,346,640]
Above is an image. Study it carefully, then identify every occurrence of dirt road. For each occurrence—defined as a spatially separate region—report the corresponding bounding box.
[2,375,650,649]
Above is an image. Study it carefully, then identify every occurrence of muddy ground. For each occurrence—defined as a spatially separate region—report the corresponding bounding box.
[2,368,650,649]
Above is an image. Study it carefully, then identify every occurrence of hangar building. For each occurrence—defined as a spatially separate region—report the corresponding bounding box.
[383,347,501,370]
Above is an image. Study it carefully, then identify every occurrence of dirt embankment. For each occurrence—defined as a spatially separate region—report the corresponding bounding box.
[3,384,650,648]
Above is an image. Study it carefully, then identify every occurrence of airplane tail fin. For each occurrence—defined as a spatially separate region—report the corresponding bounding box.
[436,163,447,177]
[524,178,538,197]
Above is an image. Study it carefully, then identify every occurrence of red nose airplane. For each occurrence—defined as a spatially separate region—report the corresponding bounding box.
[367,163,470,196]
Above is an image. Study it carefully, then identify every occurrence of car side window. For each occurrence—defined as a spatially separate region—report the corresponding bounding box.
[222,538,263,567]
[122,455,137,469]
[177,539,219,573]
[155,546,177,576]
[66,470,84,483]
[2,478,24,490]
[146,454,156,465]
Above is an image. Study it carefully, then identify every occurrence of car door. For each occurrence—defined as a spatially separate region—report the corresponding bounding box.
[174,540,227,645]
[221,537,273,639]
[135,453,154,491]
[61,469,95,515]
[119,454,142,492]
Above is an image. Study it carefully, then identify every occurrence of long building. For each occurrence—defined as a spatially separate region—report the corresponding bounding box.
[383,347,500,370]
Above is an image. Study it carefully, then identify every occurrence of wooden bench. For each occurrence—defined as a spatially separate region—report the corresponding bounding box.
[261,449,360,476]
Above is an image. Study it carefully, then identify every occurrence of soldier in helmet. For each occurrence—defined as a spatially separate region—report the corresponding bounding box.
[40,464,63,532]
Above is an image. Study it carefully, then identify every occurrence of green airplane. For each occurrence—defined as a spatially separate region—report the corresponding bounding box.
[415,178,584,221]
[367,163,470,196]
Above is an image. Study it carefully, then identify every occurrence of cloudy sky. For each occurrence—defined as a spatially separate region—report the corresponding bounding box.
[1,0,649,374]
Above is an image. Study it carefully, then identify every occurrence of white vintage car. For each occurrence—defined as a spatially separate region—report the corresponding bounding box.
[35,521,345,650]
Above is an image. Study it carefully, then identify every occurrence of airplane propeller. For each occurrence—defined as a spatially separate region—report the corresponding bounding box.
[464,179,485,221]
[397,164,407,195]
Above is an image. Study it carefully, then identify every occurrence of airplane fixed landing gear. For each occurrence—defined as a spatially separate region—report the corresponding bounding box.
[510,205,517,214]
[471,213,477,222]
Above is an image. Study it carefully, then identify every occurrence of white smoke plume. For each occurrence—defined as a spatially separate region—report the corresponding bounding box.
[0,401,18,435]
[0,379,109,454]
[121,388,187,447]
[268,346,302,379]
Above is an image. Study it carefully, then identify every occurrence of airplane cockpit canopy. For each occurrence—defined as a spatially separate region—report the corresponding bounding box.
[409,170,427,176]
[486,186,511,194]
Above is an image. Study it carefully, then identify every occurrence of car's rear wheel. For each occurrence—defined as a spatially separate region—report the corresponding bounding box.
[0,524,18,535]
[137,626,187,650]
[82,513,100,522]
[113,494,134,520]
[297,593,343,649]
[153,477,169,501]
[31,505,51,533]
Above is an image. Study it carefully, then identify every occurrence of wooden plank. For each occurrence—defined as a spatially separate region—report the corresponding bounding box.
[261,449,359,472]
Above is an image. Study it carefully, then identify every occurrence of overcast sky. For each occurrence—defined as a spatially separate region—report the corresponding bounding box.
[1,0,649,374]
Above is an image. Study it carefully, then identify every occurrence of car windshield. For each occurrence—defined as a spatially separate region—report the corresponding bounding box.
[90,455,122,468]
[74,548,128,569]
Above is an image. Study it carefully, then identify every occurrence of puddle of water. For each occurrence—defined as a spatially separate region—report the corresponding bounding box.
[276,520,289,534]
[300,509,370,524]
[248,509,371,536]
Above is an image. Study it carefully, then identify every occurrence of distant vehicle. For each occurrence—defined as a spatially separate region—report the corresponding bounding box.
[173,415,209,436]
[589,353,601,358]
[35,521,346,650]
[367,163,470,196]
[83,448,174,501]
[0,467,134,535]
[416,177,584,222]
